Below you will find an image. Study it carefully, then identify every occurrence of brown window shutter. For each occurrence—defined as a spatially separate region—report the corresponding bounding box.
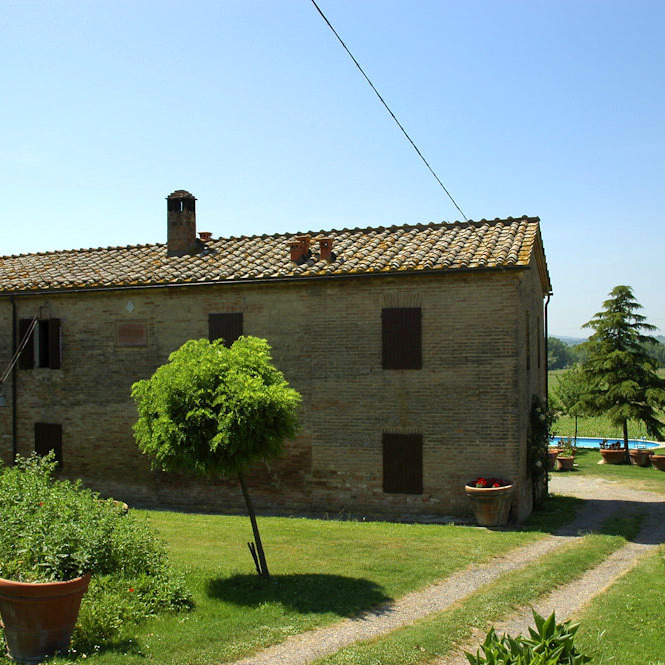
[208,313,243,347]
[382,433,423,494]
[48,318,61,369]
[382,307,422,370]
[35,423,63,468]
[18,319,34,369]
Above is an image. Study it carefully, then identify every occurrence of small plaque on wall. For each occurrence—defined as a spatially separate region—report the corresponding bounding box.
[116,321,147,347]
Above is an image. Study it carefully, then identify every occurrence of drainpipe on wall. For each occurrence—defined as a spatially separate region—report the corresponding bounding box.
[11,296,17,465]
[544,293,551,406]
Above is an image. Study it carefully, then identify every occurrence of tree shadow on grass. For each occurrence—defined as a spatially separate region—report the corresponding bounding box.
[206,573,392,616]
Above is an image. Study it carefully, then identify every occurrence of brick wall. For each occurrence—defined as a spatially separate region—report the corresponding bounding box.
[0,266,547,520]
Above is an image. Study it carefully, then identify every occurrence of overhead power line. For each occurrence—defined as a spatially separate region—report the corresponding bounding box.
[309,0,467,221]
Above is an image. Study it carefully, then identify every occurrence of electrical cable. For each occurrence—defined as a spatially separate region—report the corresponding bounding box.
[309,0,467,221]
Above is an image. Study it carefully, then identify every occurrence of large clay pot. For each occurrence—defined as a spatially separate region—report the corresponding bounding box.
[629,449,651,467]
[464,483,515,527]
[0,574,90,663]
[556,455,575,471]
[547,449,561,471]
[650,455,665,472]
[600,449,626,465]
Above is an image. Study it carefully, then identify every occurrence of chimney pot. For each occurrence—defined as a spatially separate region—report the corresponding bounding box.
[318,237,333,262]
[198,231,212,241]
[289,234,311,263]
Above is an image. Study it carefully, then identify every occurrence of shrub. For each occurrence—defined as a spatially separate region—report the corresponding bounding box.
[465,611,591,664]
[0,454,192,647]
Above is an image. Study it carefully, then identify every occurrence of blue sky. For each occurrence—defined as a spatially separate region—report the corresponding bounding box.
[2,1,663,336]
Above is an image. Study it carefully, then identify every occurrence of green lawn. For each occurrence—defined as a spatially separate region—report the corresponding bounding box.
[574,545,665,664]
[552,448,665,495]
[312,516,640,665]
[27,498,575,665]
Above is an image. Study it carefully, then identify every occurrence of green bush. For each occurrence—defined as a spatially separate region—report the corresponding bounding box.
[465,611,591,664]
[0,454,192,648]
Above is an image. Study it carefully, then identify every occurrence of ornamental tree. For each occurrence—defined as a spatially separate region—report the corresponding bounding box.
[578,286,665,457]
[550,364,588,445]
[131,336,301,578]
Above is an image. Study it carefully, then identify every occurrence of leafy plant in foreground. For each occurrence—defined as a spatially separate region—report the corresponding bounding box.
[0,454,192,648]
[465,610,591,664]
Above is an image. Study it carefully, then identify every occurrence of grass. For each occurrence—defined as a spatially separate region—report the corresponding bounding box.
[574,545,665,664]
[28,497,575,665]
[552,448,665,495]
[311,515,641,665]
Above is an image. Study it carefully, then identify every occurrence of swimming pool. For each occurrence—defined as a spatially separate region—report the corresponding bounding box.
[551,436,662,450]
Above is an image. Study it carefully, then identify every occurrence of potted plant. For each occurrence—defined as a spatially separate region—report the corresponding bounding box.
[649,448,665,471]
[629,447,651,467]
[547,445,562,471]
[465,477,515,526]
[0,455,127,662]
[599,439,626,464]
[555,440,576,471]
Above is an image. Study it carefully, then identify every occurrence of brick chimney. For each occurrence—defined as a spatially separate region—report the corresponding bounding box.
[167,190,197,256]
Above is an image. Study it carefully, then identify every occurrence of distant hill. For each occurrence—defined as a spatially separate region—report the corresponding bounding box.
[551,335,586,346]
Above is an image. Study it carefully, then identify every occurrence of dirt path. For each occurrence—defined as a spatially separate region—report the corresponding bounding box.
[436,475,665,664]
[230,476,665,665]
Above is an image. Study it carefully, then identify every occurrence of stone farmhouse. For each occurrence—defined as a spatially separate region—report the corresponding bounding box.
[0,191,551,521]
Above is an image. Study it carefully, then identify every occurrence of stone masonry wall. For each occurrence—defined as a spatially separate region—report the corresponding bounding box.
[0,267,546,520]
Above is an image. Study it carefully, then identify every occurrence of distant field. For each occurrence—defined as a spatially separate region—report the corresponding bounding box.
[548,368,665,442]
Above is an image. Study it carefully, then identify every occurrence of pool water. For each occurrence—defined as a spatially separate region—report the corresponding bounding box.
[551,436,661,450]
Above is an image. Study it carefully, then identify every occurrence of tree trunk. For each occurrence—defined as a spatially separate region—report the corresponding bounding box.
[574,416,578,450]
[623,419,629,461]
[237,471,270,578]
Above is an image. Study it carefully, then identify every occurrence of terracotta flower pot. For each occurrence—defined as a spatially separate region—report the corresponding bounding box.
[600,449,626,465]
[547,449,561,471]
[556,455,575,471]
[464,483,515,527]
[629,449,651,467]
[650,454,665,472]
[0,573,91,663]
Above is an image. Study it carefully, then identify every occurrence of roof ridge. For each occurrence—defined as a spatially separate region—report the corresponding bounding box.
[1,217,540,259]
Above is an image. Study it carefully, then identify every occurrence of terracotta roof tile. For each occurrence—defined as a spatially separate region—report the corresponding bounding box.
[0,216,550,294]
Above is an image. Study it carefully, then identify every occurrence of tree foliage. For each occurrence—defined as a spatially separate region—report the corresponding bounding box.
[132,336,301,576]
[550,364,588,442]
[547,336,577,370]
[578,285,665,454]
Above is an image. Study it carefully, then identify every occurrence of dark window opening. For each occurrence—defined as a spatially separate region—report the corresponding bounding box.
[526,311,531,371]
[19,318,60,370]
[383,433,423,494]
[208,313,243,347]
[35,423,63,468]
[382,307,422,370]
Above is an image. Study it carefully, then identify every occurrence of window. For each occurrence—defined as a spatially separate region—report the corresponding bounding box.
[35,422,63,468]
[18,318,61,370]
[383,433,423,494]
[208,313,243,347]
[525,311,531,371]
[381,307,422,370]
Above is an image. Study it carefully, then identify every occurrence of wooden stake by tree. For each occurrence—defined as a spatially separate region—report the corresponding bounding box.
[131,336,301,578]
[578,285,665,458]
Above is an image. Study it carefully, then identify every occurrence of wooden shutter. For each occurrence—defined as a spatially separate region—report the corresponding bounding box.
[35,423,63,468]
[48,318,61,369]
[382,433,423,494]
[18,319,34,369]
[382,307,422,369]
[208,313,243,346]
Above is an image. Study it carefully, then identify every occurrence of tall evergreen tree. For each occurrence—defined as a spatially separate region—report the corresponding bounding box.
[579,286,665,457]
